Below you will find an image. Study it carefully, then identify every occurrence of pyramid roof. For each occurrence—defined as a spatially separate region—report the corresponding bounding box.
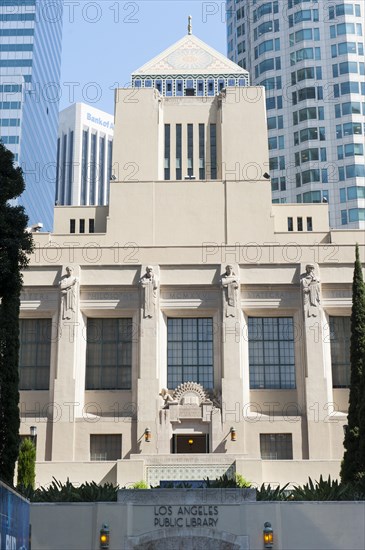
[132,33,249,77]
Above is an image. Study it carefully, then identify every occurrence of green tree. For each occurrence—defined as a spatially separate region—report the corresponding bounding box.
[0,142,33,485]
[17,438,36,489]
[341,243,365,482]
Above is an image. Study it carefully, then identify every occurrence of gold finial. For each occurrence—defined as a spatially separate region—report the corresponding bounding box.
[188,15,192,35]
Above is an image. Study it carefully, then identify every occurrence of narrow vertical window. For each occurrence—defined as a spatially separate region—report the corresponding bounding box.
[70,219,75,234]
[79,219,85,234]
[287,217,293,231]
[297,217,303,231]
[67,131,74,206]
[61,134,67,205]
[199,124,205,180]
[55,137,60,204]
[98,136,105,205]
[210,124,217,179]
[187,123,193,177]
[330,316,351,388]
[89,219,95,233]
[107,140,113,203]
[306,217,313,231]
[81,130,89,205]
[176,124,182,180]
[164,124,170,180]
[89,133,97,205]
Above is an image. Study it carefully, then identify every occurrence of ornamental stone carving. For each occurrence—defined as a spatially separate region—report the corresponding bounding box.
[159,388,178,407]
[220,264,240,317]
[139,265,159,318]
[301,263,321,317]
[173,382,212,406]
[59,266,78,320]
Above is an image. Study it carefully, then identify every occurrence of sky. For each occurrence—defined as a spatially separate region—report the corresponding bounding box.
[60,0,228,114]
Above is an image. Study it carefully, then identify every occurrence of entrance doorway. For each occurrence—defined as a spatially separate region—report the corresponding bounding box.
[172,434,209,453]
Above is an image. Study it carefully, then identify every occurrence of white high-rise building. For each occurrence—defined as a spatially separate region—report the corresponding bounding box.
[226,0,365,229]
[56,103,114,210]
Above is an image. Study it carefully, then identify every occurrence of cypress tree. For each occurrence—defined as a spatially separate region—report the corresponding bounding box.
[17,437,36,490]
[0,142,33,485]
[341,243,365,482]
[358,249,365,474]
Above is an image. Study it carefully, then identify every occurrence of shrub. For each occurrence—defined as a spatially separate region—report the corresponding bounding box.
[17,438,36,490]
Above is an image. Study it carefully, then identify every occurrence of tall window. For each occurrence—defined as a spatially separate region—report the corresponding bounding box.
[210,124,217,179]
[248,317,296,389]
[19,319,52,390]
[67,130,74,206]
[187,123,193,177]
[329,316,350,388]
[164,124,170,180]
[81,129,89,205]
[55,137,60,203]
[85,318,132,390]
[107,140,113,202]
[260,434,293,459]
[176,124,182,180]
[167,318,213,389]
[61,133,67,205]
[199,123,205,180]
[90,435,121,461]
[98,136,105,205]
[89,133,97,205]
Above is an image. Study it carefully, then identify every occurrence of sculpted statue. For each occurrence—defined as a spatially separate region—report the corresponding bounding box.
[159,388,177,407]
[59,266,78,320]
[139,266,159,318]
[221,264,240,317]
[301,263,321,317]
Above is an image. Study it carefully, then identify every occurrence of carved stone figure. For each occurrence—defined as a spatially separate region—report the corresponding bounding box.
[301,263,321,317]
[140,266,159,318]
[159,388,177,407]
[59,266,78,320]
[221,264,240,317]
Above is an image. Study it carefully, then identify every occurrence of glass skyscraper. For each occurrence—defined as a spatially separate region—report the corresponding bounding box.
[227,0,365,229]
[0,0,63,231]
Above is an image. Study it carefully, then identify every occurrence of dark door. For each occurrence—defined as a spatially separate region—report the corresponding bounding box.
[172,434,209,453]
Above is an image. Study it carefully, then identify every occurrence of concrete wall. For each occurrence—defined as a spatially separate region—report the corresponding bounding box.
[30,496,365,550]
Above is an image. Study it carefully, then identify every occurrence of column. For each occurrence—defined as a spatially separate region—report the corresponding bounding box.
[301,262,332,458]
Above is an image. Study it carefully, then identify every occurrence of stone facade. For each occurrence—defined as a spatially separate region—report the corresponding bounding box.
[19,31,364,489]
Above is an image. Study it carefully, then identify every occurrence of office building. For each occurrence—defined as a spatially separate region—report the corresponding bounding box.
[56,103,114,209]
[0,0,63,230]
[226,0,365,229]
[19,30,363,489]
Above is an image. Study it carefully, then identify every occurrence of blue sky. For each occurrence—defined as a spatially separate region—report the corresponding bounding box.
[60,1,228,114]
